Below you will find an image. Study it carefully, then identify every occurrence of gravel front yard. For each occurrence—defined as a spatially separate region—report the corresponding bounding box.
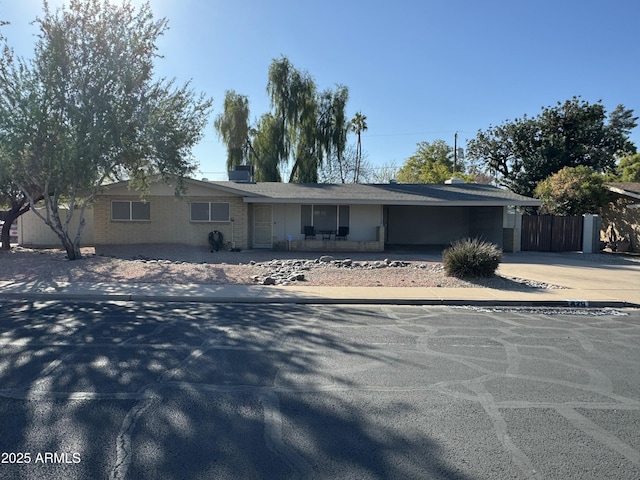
[0,244,566,290]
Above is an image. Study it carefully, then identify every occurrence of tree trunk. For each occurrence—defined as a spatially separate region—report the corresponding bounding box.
[48,212,83,260]
[24,194,86,261]
[1,219,12,250]
[59,234,81,260]
[0,202,32,250]
[354,134,362,183]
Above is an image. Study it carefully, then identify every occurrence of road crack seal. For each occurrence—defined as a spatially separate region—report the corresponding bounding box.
[467,381,544,480]
[261,391,313,479]
[555,406,640,467]
[109,395,157,480]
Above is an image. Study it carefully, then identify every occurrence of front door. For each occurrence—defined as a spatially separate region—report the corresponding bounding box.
[253,204,273,248]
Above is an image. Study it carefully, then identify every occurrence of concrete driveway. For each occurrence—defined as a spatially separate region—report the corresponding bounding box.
[498,252,640,305]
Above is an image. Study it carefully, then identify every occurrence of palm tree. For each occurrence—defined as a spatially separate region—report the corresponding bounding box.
[350,112,368,183]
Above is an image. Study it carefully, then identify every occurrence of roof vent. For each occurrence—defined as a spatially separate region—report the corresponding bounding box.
[444,177,465,185]
[228,165,254,183]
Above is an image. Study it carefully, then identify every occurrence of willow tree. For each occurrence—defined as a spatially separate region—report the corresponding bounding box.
[262,56,354,183]
[214,90,251,170]
[317,85,350,183]
[290,82,320,183]
[266,56,319,182]
[3,0,212,259]
[250,113,283,182]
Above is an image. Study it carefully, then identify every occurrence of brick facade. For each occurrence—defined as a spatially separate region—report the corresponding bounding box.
[83,178,540,253]
[93,194,249,249]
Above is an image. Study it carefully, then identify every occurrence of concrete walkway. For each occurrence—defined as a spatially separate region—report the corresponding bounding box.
[1,252,638,307]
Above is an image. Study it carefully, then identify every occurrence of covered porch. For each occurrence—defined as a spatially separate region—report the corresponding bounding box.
[275,237,385,252]
[251,202,384,251]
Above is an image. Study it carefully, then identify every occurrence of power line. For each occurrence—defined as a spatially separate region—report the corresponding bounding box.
[364,130,472,138]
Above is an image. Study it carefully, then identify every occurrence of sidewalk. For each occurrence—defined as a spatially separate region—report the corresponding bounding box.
[1,252,638,307]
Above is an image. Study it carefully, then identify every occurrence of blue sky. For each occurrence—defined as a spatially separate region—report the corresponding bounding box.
[2,0,639,181]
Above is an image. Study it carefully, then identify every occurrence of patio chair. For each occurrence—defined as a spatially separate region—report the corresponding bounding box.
[336,226,349,240]
[304,226,316,239]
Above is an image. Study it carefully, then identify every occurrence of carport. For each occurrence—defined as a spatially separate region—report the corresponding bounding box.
[383,205,505,250]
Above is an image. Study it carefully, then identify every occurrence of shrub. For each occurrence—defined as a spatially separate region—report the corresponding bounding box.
[534,166,609,216]
[442,238,502,278]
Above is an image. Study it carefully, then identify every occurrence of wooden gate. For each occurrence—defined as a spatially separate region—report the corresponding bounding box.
[521,215,584,252]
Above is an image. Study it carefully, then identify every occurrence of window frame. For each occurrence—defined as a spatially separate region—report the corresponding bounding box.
[190,202,231,223]
[111,200,150,221]
[300,204,350,233]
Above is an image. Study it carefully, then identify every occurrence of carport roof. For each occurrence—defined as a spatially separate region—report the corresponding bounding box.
[205,181,542,207]
[606,182,640,199]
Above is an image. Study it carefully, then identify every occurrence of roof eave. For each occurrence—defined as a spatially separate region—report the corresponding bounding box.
[606,185,640,200]
[244,197,542,206]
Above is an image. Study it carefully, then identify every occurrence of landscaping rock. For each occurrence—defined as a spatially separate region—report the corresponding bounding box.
[250,255,448,286]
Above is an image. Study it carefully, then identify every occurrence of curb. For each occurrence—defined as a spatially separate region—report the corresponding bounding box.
[1,292,637,308]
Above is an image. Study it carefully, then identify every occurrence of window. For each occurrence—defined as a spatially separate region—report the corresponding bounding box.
[190,202,230,222]
[300,205,312,233]
[314,205,337,231]
[112,201,150,221]
[190,203,209,221]
[339,205,350,227]
[300,205,349,233]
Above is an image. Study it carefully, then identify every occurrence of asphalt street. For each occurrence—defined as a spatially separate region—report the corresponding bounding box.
[0,301,639,480]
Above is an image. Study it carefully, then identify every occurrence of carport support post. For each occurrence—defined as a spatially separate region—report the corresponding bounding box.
[503,211,522,253]
[582,214,600,253]
[512,213,522,252]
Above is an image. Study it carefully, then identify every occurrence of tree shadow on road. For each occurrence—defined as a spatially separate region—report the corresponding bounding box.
[0,301,474,479]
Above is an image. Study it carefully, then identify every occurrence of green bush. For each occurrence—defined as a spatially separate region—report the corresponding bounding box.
[442,238,502,278]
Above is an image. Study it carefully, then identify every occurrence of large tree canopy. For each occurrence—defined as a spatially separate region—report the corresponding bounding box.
[534,166,610,216]
[215,57,357,183]
[250,113,283,182]
[266,56,317,182]
[260,57,352,182]
[1,0,212,259]
[466,98,638,196]
[0,29,43,250]
[0,156,37,250]
[616,153,640,182]
[317,86,350,183]
[396,140,471,183]
[214,90,250,170]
